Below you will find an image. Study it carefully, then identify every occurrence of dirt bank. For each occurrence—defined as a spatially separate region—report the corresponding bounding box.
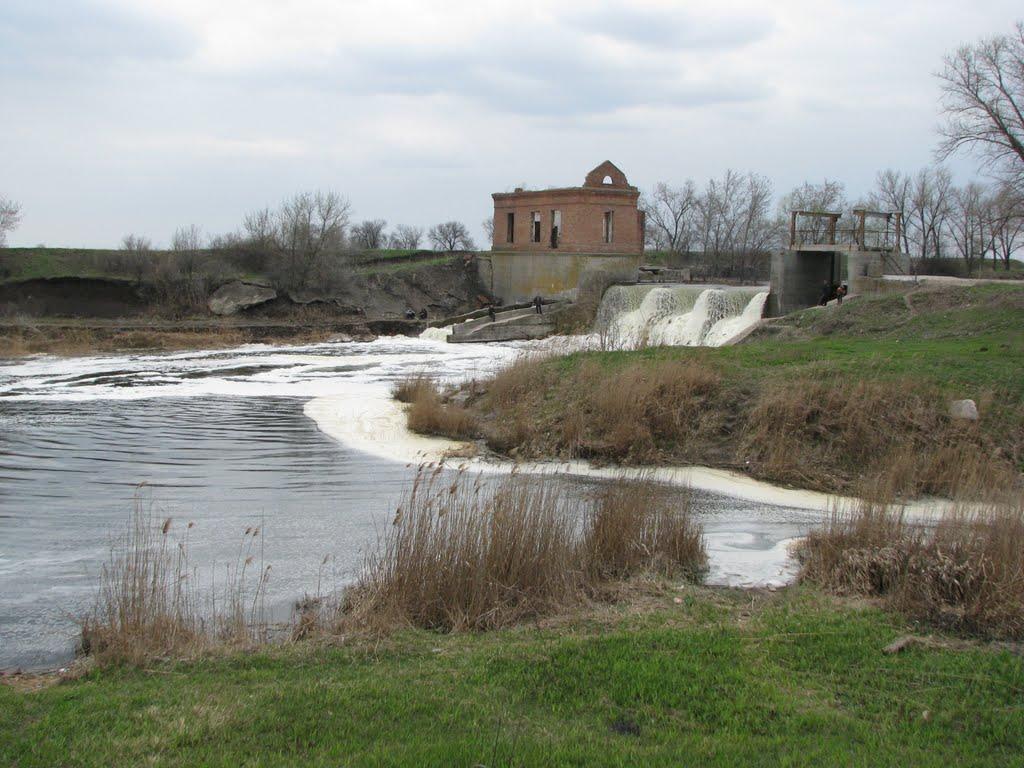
[395,284,1024,500]
[0,256,489,356]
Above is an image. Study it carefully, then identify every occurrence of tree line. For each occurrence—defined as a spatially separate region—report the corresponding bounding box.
[642,21,1024,279]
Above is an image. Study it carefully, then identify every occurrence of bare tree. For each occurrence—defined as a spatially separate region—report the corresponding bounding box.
[481,217,494,245]
[0,197,22,247]
[946,182,991,275]
[120,234,153,283]
[938,22,1024,189]
[429,221,475,251]
[776,179,848,246]
[243,207,277,252]
[275,191,351,290]
[988,183,1024,269]
[351,219,388,250]
[171,224,204,283]
[870,170,912,253]
[390,224,424,250]
[641,181,698,253]
[908,166,954,260]
[692,170,774,279]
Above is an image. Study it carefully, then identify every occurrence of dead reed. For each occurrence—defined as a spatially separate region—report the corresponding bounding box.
[400,376,479,439]
[580,477,707,582]
[79,494,270,666]
[798,497,1024,639]
[341,468,707,632]
[391,373,434,404]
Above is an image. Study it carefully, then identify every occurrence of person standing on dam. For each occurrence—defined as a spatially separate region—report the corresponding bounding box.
[533,295,543,314]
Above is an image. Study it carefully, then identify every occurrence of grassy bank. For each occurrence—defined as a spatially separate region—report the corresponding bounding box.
[411,284,1024,498]
[3,588,1023,766]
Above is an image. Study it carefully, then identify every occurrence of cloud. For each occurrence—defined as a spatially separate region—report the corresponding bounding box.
[0,0,192,75]
[567,5,773,51]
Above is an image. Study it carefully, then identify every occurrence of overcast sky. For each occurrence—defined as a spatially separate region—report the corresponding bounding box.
[2,0,1021,247]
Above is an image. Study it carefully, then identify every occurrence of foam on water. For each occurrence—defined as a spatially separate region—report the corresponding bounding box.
[594,284,769,349]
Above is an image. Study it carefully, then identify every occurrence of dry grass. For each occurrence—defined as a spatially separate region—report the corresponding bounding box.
[437,354,1020,500]
[391,374,434,404]
[799,497,1024,640]
[400,377,479,440]
[580,478,707,582]
[79,495,270,666]
[738,378,1012,497]
[340,468,707,633]
[343,468,582,631]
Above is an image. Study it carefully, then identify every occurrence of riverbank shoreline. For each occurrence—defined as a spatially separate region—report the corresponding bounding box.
[0,317,428,357]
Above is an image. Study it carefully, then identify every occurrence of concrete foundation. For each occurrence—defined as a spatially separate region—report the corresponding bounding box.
[767,250,843,317]
[768,248,908,317]
[479,251,639,304]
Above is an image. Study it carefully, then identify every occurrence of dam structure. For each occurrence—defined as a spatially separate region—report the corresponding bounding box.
[595,284,769,349]
[768,208,910,316]
[478,161,644,304]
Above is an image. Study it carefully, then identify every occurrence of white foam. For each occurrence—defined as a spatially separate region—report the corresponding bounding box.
[594,284,768,349]
[418,325,453,343]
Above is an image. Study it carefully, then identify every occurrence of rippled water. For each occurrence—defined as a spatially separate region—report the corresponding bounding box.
[0,338,818,670]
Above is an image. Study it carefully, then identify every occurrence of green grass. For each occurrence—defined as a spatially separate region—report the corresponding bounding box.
[566,284,1024,402]
[356,255,455,275]
[0,247,135,284]
[2,589,1021,766]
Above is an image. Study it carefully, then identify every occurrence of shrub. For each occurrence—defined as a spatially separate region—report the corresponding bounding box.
[798,498,1024,639]
[580,477,706,581]
[344,469,581,631]
[401,377,479,440]
[79,495,270,666]
[342,470,707,632]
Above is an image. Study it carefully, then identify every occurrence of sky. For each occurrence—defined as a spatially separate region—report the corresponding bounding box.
[1,0,1021,248]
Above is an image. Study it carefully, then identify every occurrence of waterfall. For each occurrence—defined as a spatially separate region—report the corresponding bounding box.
[595,284,768,349]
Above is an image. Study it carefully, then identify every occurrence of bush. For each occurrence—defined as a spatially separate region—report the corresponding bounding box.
[344,469,582,631]
[798,498,1024,639]
[397,376,479,440]
[580,477,706,581]
[342,470,707,632]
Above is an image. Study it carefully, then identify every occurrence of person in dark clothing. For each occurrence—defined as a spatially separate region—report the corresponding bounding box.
[836,283,848,305]
[534,295,543,314]
[819,280,832,306]
[488,305,497,323]
[418,308,428,320]
[404,307,416,320]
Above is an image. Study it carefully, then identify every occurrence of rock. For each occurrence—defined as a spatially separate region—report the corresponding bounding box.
[207,281,277,316]
[949,399,979,421]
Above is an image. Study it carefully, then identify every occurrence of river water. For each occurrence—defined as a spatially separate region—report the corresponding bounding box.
[0,336,821,670]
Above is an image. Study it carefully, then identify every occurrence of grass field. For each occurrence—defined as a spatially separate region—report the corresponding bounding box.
[408,283,1024,496]
[0,247,452,285]
[2,588,1022,767]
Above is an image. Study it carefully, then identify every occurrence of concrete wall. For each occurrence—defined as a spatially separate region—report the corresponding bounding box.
[767,250,843,317]
[481,251,640,304]
[768,248,908,316]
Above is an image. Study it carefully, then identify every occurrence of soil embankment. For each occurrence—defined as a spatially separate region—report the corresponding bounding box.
[397,283,1024,500]
[0,256,489,355]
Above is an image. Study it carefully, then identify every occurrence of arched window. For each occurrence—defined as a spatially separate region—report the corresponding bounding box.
[602,175,613,184]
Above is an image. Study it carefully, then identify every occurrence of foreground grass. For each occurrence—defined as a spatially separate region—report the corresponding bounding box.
[2,589,1022,766]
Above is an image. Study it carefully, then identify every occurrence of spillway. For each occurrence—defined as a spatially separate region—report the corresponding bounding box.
[594,284,769,349]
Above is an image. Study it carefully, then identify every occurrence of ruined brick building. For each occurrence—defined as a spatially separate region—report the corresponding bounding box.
[478,161,644,302]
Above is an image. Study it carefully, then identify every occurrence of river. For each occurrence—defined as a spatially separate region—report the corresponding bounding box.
[0,335,822,670]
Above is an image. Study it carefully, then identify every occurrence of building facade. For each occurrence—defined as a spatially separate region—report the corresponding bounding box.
[481,161,644,302]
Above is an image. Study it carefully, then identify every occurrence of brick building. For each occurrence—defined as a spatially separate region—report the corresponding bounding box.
[480,161,644,302]
[490,161,645,255]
